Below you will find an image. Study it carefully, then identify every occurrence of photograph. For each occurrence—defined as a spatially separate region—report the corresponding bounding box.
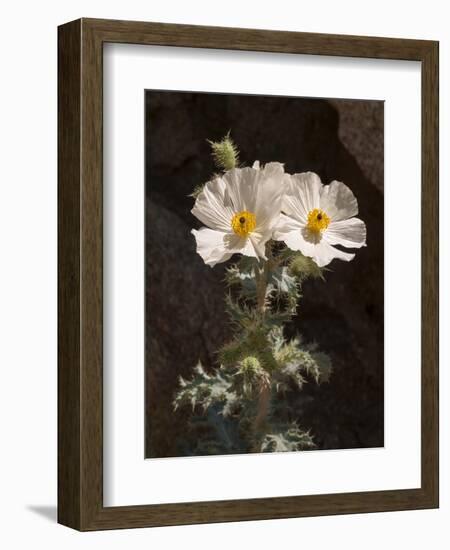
[0,1,441,543]
[144,90,384,458]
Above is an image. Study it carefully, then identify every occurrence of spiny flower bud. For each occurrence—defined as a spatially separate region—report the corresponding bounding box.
[208,132,239,171]
[233,356,268,398]
[239,356,262,374]
[289,252,325,281]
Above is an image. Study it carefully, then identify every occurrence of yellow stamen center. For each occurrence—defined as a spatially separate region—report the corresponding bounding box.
[306,208,330,234]
[231,210,256,237]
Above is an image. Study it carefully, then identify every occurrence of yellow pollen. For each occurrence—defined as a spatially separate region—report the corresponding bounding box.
[231,210,256,237]
[306,208,330,234]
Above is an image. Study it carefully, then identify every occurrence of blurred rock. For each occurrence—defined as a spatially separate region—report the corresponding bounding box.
[329,99,384,194]
[145,198,231,457]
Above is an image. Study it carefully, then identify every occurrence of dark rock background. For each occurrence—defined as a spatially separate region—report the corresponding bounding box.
[145,91,384,458]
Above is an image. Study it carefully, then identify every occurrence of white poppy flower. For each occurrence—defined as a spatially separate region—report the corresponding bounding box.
[273,172,366,267]
[192,162,286,267]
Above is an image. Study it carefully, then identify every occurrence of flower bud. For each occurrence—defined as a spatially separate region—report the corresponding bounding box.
[239,356,262,374]
[208,132,239,171]
[289,253,324,280]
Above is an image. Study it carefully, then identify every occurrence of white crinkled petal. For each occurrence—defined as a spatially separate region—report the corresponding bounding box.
[311,240,355,267]
[259,161,285,179]
[225,226,273,260]
[276,229,355,267]
[224,233,261,259]
[276,229,316,258]
[283,172,322,223]
[191,228,233,267]
[324,217,367,249]
[191,177,234,232]
[319,180,358,221]
[273,213,304,240]
[222,167,259,213]
[254,162,286,230]
[249,234,268,259]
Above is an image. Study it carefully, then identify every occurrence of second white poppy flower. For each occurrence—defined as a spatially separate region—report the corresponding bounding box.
[273,172,367,267]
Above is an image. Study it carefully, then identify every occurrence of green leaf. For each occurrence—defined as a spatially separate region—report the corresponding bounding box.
[267,266,301,318]
[270,266,298,294]
[173,362,235,413]
[310,350,333,383]
[270,328,333,387]
[224,293,259,328]
[260,422,316,452]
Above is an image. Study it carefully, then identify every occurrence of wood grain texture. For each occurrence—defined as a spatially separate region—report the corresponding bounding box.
[57,17,439,531]
[420,41,439,505]
[57,19,82,530]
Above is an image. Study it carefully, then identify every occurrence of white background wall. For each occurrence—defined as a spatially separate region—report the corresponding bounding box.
[0,0,447,548]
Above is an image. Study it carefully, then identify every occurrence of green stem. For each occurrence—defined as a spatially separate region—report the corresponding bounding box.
[252,242,274,448]
[252,381,271,440]
[256,242,272,314]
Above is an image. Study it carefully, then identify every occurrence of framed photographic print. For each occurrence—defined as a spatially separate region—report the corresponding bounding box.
[58,18,439,530]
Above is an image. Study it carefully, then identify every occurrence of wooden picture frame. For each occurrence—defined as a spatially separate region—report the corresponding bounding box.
[58,17,439,531]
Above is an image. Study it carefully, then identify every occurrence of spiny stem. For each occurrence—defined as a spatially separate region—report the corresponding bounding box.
[256,242,273,314]
[253,242,274,442]
[253,381,271,435]
[256,265,267,313]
